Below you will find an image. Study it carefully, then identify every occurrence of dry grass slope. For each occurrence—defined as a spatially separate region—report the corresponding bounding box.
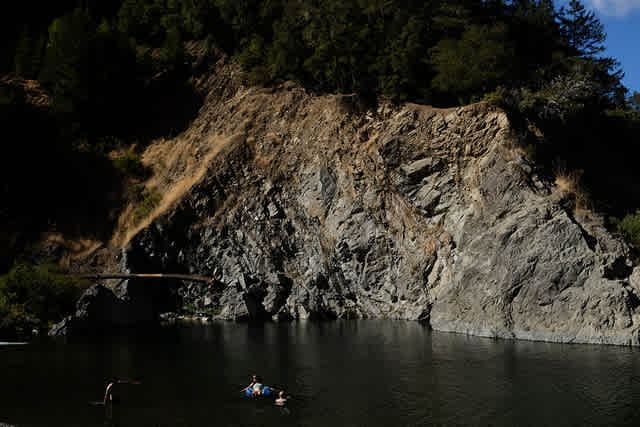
[112,133,236,246]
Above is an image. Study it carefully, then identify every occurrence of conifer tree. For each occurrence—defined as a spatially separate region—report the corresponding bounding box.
[39,9,93,114]
[559,0,605,57]
[13,27,34,77]
[431,23,513,104]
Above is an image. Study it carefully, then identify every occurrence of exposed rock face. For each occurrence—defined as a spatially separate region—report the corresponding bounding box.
[74,53,640,345]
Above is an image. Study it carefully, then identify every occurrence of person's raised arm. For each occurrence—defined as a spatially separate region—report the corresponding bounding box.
[103,383,114,405]
[240,382,255,393]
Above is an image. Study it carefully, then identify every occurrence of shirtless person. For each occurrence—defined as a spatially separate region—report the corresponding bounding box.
[275,390,289,406]
[103,377,141,405]
[103,378,119,405]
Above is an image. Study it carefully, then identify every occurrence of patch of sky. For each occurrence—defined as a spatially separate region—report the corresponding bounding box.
[555,0,640,94]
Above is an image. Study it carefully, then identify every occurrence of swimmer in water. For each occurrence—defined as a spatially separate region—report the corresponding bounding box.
[103,378,119,405]
[102,377,141,405]
[275,390,289,406]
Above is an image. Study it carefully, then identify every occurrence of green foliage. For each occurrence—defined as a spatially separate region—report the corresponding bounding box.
[238,34,268,84]
[523,144,537,163]
[39,9,93,114]
[93,136,126,154]
[5,0,628,113]
[161,26,183,64]
[0,261,89,335]
[484,54,622,123]
[376,14,432,103]
[605,108,640,122]
[129,186,162,223]
[113,150,148,178]
[8,0,628,111]
[37,8,142,132]
[559,0,606,57]
[118,0,168,44]
[183,303,221,316]
[14,27,46,78]
[611,212,640,247]
[431,23,513,104]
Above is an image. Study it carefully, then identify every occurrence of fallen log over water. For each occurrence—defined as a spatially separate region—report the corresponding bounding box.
[76,273,216,284]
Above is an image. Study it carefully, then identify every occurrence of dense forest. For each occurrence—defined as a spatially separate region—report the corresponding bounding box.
[2,0,640,336]
[2,1,636,112]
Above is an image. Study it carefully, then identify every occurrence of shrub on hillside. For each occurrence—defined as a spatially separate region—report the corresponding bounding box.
[131,187,162,223]
[0,262,89,335]
[611,211,640,247]
[113,150,147,178]
[93,135,126,155]
[484,70,598,124]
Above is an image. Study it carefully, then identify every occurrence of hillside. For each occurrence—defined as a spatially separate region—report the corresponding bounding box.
[54,47,639,346]
[3,1,640,344]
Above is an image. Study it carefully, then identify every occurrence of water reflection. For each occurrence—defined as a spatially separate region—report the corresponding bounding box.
[1,321,640,426]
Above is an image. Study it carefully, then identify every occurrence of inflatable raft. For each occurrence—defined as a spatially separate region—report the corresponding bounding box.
[244,386,272,397]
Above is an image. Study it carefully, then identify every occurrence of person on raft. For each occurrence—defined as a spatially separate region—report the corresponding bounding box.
[240,375,275,397]
[242,375,267,396]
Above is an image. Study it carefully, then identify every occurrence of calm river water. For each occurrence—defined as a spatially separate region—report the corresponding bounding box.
[2,321,640,426]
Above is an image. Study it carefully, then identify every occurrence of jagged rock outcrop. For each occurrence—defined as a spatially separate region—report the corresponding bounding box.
[56,50,640,345]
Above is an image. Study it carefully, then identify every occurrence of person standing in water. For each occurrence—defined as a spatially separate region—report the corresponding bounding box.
[103,378,120,405]
[103,377,141,405]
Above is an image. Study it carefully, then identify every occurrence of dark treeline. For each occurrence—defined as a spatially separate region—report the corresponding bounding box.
[2,0,640,258]
[2,0,634,110]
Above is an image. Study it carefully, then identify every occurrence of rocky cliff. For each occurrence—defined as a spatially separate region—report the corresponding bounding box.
[58,49,640,346]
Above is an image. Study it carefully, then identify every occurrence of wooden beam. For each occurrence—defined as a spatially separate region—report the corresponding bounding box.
[77,273,216,284]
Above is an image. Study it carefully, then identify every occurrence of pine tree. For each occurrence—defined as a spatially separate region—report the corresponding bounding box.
[559,0,605,57]
[431,23,514,104]
[39,9,93,114]
[14,27,34,77]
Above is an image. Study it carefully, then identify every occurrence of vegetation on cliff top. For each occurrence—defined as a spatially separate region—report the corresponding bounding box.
[4,1,634,109]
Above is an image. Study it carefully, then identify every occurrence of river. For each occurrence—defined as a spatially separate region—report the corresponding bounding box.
[2,321,640,426]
